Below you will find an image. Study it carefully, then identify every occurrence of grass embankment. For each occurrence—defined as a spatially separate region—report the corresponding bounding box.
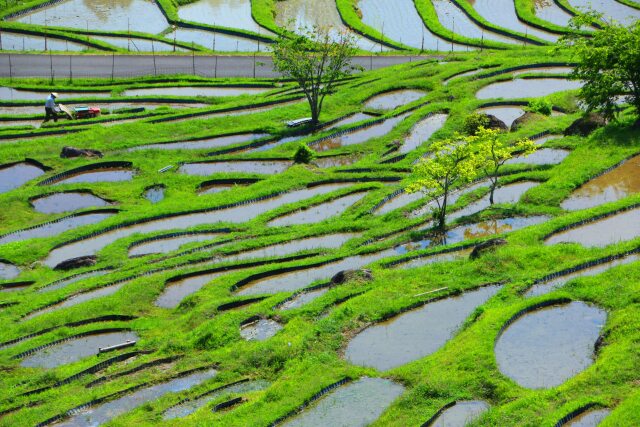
[0,47,639,426]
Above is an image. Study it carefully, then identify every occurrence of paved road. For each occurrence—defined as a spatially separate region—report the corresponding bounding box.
[0,53,443,79]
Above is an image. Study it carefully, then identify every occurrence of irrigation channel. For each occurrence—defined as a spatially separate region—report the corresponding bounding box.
[1,3,639,424]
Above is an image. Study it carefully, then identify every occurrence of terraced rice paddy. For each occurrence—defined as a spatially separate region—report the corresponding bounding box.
[1,8,639,423]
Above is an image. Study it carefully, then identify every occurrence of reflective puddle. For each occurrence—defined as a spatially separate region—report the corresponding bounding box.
[314,154,362,168]
[129,232,226,257]
[179,160,290,175]
[44,183,359,267]
[396,216,549,254]
[410,179,490,219]
[56,368,218,426]
[534,0,574,26]
[525,254,640,297]
[123,86,271,98]
[12,0,168,34]
[50,168,134,185]
[268,191,367,227]
[495,301,606,389]
[237,248,397,296]
[364,90,427,110]
[0,161,46,194]
[144,185,165,203]
[346,285,501,370]
[545,207,640,247]
[399,113,448,155]
[511,66,574,76]
[20,331,138,368]
[472,0,559,42]
[239,318,282,341]
[131,133,269,151]
[433,0,518,44]
[428,400,490,427]
[0,211,116,245]
[561,155,640,211]
[163,379,270,420]
[359,0,465,50]
[276,0,385,51]
[505,148,570,165]
[282,377,404,426]
[156,272,224,309]
[0,261,21,280]
[393,248,472,269]
[311,112,411,152]
[564,408,611,426]
[477,106,525,128]
[477,78,582,99]
[31,191,109,214]
[178,0,270,34]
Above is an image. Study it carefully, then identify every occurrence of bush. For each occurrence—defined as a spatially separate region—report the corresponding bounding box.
[463,113,490,135]
[526,98,552,116]
[293,143,315,164]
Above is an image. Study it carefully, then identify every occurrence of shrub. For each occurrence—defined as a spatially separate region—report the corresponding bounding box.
[463,113,490,135]
[293,143,315,164]
[526,98,552,116]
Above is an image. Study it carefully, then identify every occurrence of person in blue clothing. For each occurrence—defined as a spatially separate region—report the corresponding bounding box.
[44,92,59,123]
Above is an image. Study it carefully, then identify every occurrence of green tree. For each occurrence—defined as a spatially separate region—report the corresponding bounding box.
[293,143,315,164]
[473,127,536,204]
[560,15,640,120]
[406,136,482,230]
[272,26,360,126]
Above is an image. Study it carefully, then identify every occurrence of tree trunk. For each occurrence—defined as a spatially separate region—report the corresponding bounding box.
[437,192,448,231]
[489,180,497,205]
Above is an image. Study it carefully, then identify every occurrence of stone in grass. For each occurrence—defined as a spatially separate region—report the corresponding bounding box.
[469,238,507,260]
[564,113,606,137]
[54,255,97,271]
[331,269,373,285]
[510,112,540,132]
[60,146,103,159]
[484,114,509,132]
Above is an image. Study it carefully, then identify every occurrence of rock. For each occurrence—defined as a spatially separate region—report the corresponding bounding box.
[54,255,97,271]
[469,238,507,260]
[484,114,509,132]
[60,146,103,159]
[564,113,607,136]
[330,269,373,285]
[510,112,540,132]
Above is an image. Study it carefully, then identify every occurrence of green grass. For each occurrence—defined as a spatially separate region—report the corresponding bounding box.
[0,47,639,426]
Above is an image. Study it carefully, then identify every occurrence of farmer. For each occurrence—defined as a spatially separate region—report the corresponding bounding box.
[44,92,59,123]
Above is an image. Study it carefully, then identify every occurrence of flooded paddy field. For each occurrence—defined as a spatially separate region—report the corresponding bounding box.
[476,78,583,99]
[1,43,639,426]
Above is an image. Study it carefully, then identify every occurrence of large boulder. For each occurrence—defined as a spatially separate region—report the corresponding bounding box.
[469,238,507,260]
[564,113,606,136]
[484,114,509,132]
[510,112,540,132]
[54,255,97,271]
[331,269,373,285]
[61,146,103,159]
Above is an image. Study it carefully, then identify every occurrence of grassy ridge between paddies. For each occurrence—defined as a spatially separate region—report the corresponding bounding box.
[513,0,592,35]
[0,47,639,426]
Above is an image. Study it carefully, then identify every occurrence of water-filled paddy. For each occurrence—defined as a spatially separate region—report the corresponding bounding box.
[122,86,271,98]
[90,35,182,52]
[399,113,448,155]
[0,162,46,194]
[0,87,110,101]
[278,287,330,310]
[561,155,640,211]
[179,160,290,175]
[476,78,583,99]
[178,0,270,34]
[56,369,218,426]
[31,191,110,214]
[143,185,165,203]
[345,285,501,370]
[0,261,21,280]
[173,28,261,52]
[364,90,427,111]
[472,0,559,42]
[564,408,611,426]
[495,301,606,389]
[0,32,90,52]
[427,400,490,427]
[374,190,425,215]
[477,106,525,127]
[545,207,640,247]
[0,211,116,245]
[20,330,138,368]
[129,232,226,257]
[505,148,570,165]
[131,133,269,151]
[268,191,367,227]
[568,0,640,25]
[239,318,282,341]
[49,168,134,185]
[37,268,112,293]
[282,377,404,426]
[534,0,574,27]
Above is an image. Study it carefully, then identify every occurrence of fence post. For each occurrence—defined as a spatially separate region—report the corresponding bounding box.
[111,53,115,81]
[8,53,12,83]
[192,50,195,75]
[49,51,54,84]
[69,55,72,83]
[152,43,157,76]
[214,55,218,79]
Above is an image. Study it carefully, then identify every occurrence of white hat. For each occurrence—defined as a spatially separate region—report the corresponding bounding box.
[51,92,59,98]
